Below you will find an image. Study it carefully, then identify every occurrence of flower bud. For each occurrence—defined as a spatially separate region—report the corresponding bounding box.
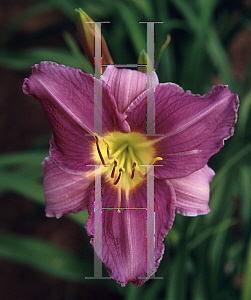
[75,8,113,69]
[137,49,153,73]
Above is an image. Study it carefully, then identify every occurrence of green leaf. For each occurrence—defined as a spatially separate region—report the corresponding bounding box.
[125,284,142,300]
[0,151,89,227]
[236,90,251,136]
[69,211,89,226]
[242,236,251,300]
[114,2,146,55]
[169,0,198,30]
[0,231,91,282]
[187,218,234,251]
[210,141,251,193]
[63,31,94,74]
[239,165,251,232]
[0,152,47,204]
[164,247,188,300]
[0,48,84,71]
[207,27,234,87]
[127,0,153,19]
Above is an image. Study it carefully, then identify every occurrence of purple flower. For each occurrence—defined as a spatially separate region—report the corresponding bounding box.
[23,62,239,286]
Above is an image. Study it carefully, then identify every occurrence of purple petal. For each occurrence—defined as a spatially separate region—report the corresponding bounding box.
[42,156,94,218]
[168,165,215,216]
[102,65,159,113]
[85,177,175,286]
[154,84,239,178]
[123,89,149,133]
[23,62,127,174]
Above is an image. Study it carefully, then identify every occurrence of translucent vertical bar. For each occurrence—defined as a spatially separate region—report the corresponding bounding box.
[85,165,109,279]
[138,22,162,137]
[147,22,154,72]
[147,22,155,136]
[138,164,163,281]
[86,20,111,279]
[147,165,155,277]
[94,22,102,135]
[94,165,102,277]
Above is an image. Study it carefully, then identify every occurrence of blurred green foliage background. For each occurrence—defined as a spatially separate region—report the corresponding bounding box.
[0,0,251,299]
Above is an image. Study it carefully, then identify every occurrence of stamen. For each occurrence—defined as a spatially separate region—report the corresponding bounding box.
[137,166,147,178]
[111,159,117,178]
[131,161,136,179]
[117,179,122,213]
[137,156,163,178]
[102,138,111,159]
[149,157,163,165]
[94,134,106,165]
[114,167,125,185]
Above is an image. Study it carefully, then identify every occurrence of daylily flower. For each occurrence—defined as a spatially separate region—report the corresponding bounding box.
[22,62,239,286]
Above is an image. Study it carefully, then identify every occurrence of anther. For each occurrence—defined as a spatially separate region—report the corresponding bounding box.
[94,134,106,165]
[137,157,163,178]
[131,161,137,179]
[114,167,125,185]
[102,138,111,159]
[111,159,117,178]
[149,157,163,165]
